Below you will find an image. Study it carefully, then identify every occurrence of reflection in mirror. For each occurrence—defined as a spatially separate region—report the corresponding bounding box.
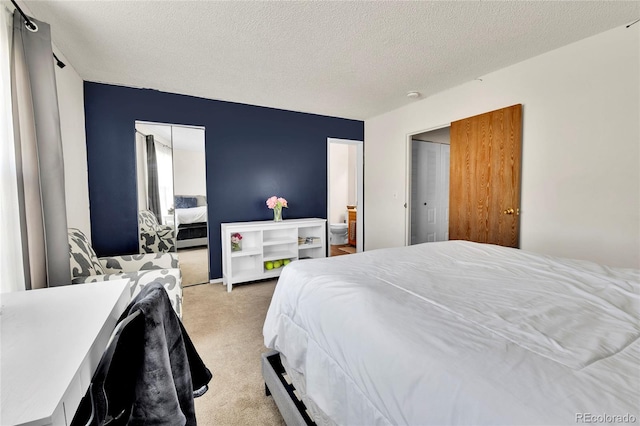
[135,121,209,286]
[135,122,176,253]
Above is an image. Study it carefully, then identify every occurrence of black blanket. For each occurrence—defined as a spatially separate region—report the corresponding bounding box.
[72,283,212,426]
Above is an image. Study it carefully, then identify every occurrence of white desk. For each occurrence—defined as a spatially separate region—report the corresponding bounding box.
[1,280,130,426]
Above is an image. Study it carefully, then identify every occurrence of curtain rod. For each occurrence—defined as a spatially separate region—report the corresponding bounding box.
[10,0,66,68]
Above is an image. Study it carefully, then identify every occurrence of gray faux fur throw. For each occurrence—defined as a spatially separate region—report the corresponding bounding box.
[71,283,212,426]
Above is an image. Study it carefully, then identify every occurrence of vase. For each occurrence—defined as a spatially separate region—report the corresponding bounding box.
[273,205,282,222]
[231,240,242,252]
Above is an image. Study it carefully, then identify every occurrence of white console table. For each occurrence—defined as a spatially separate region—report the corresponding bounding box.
[0,280,130,426]
[221,218,326,292]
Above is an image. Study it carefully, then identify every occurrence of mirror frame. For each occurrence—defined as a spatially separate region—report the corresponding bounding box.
[134,121,209,282]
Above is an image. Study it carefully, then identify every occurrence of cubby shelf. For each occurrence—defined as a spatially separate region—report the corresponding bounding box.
[263,238,298,246]
[221,218,326,292]
[263,251,297,262]
[230,248,261,258]
[298,243,323,250]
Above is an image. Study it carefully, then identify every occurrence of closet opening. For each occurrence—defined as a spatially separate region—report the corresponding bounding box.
[406,126,450,245]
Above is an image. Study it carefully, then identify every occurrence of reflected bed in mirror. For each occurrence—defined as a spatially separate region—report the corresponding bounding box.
[174,194,208,248]
[135,121,209,286]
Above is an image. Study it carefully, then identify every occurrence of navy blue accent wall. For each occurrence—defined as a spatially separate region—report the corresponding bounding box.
[84,82,364,279]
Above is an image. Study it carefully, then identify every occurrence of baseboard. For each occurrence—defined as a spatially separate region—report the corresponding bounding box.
[209,278,223,284]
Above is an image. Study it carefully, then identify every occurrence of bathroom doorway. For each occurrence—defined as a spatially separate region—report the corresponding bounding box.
[327,138,364,257]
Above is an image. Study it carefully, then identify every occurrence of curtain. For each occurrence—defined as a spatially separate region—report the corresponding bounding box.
[11,12,70,289]
[146,135,162,222]
[135,131,148,212]
[154,140,174,225]
[0,7,25,293]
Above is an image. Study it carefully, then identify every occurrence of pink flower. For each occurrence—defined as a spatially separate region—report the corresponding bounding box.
[266,195,288,210]
[266,196,278,209]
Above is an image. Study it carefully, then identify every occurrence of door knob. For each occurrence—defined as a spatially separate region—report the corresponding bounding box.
[503,208,515,215]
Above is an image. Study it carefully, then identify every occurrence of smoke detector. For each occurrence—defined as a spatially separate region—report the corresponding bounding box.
[407,91,421,99]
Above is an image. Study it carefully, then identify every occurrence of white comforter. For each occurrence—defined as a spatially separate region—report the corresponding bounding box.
[263,241,640,425]
[174,206,207,228]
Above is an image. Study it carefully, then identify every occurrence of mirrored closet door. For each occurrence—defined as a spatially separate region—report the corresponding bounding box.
[135,121,209,285]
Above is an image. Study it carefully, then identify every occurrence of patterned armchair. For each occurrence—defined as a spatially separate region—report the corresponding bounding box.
[138,210,176,253]
[68,228,183,318]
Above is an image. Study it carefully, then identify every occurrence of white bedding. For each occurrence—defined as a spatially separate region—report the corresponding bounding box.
[174,206,207,228]
[263,241,640,425]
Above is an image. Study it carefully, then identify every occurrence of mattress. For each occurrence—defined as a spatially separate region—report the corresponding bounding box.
[175,206,207,228]
[263,241,640,425]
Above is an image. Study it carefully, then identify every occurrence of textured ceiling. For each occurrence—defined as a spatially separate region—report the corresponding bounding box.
[23,1,639,120]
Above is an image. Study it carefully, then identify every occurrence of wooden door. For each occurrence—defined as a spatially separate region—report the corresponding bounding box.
[449,104,522,247]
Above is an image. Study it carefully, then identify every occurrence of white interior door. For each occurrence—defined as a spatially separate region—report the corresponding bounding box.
[410,141,449,244]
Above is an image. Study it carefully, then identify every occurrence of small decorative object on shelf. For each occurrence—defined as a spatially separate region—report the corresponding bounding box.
[264,259,292,270]
[231,232,243,252]
[298,236,321,245]
[266,196,288,222]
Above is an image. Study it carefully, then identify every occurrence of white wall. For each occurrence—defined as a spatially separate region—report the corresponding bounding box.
[135,132,147,211]
[413,126,450,144]
[173,148,206,196]
[347,144,357,206]
[329,143,349,223]
[54,47,91,239]
[365,25,639,268]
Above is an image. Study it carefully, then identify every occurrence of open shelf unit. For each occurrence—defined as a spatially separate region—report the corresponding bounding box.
[221,218,326,292]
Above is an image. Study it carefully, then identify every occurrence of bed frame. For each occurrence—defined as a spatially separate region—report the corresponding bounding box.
[261,351,315,426]
[176,222,208,249]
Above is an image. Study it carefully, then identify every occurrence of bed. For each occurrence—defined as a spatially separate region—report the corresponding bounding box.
[174,195,208,249]
[263,240,640,425]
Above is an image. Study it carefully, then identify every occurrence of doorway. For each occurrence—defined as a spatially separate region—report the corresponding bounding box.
[405,104,523,248]
[135,121,209,286]
[408,127,451,245]
[327,138,364,257]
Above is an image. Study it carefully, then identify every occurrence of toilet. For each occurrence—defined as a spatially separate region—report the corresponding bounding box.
[329,223,348,245]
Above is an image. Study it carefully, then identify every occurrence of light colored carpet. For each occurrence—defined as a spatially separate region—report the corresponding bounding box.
[182,280,285,425]
[178,247,209,286]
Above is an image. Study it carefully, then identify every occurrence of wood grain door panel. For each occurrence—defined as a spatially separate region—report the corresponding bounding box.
[449,104,522,248]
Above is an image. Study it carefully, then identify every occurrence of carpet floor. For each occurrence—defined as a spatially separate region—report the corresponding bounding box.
[182,280,285,425]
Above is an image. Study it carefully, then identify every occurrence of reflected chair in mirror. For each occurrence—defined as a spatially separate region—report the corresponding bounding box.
[68,228,183,318]
[138,210,176,253]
